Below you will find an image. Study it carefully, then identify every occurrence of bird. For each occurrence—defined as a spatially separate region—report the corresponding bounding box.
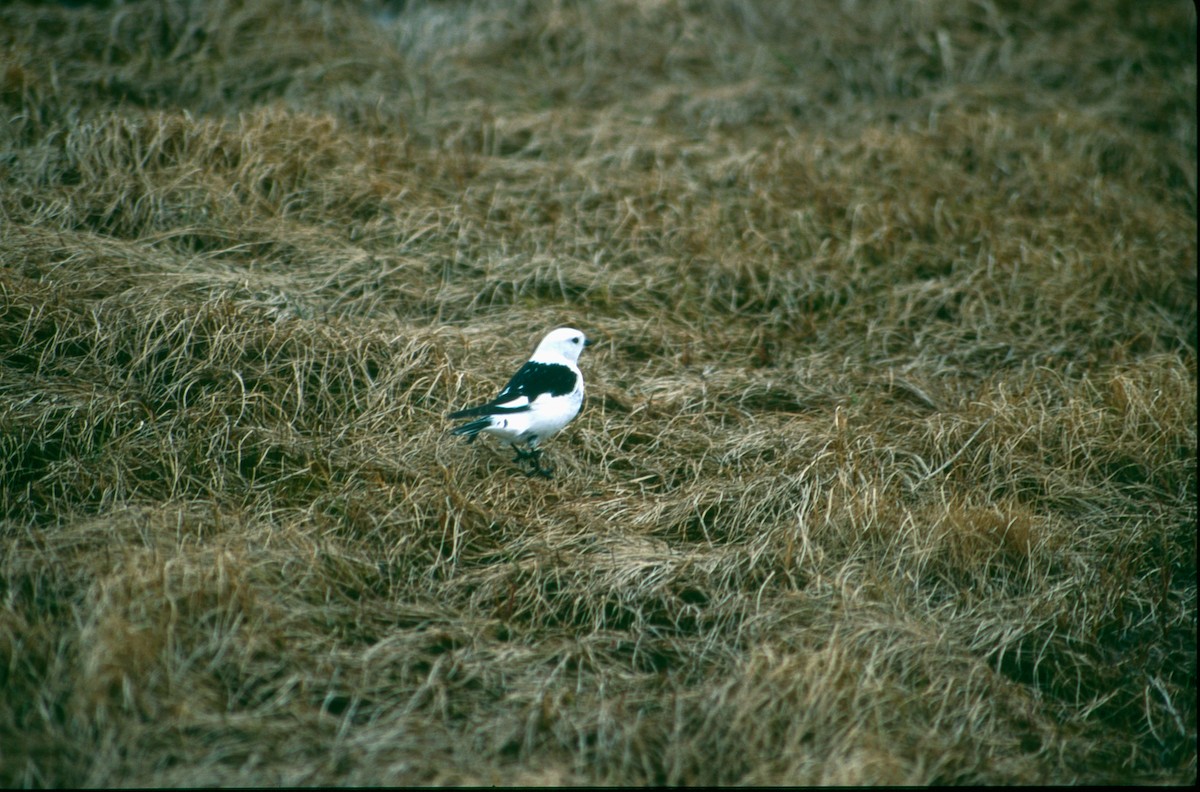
[447,327,591,477]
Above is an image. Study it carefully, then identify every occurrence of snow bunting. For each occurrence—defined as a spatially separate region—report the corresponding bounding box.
[448,327,591,477]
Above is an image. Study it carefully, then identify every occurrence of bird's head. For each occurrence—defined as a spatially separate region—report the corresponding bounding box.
[533,327,591,364]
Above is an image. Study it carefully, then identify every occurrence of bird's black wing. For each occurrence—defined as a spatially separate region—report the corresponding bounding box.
[494,361,577,402]
[447,361,577,419]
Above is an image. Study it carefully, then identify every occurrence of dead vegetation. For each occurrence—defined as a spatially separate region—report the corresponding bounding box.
[0,0,1195,785]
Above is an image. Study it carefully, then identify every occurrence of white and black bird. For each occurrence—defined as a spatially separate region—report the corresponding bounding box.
[447,327,591,477]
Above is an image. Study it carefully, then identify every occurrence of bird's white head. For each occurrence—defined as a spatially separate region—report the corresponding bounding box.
[531,327,590,365]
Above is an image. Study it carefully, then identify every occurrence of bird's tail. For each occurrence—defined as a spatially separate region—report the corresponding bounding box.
[447,405,487,420]
[450,417,492,439]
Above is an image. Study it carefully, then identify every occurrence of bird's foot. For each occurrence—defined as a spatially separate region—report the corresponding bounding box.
[512,446,553,478]
[526,461,554,479]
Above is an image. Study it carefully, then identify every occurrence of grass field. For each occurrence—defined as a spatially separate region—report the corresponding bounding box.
[1,0,1195,785]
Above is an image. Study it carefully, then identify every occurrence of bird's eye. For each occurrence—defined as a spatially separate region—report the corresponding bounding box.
[572,337,581,344]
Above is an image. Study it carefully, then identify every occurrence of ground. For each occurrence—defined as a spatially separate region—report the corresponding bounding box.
[0,0,1195,785]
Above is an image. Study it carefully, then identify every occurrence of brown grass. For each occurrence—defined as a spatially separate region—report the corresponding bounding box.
[1,0,1195,785]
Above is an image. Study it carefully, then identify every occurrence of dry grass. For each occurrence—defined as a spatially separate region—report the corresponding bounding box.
[0,0,1195,785]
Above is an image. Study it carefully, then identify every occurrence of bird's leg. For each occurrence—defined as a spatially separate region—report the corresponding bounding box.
[526,446,554,479]
[512,442,553,478]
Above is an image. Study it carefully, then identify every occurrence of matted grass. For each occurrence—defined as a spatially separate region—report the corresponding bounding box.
[1,0,1195,785]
